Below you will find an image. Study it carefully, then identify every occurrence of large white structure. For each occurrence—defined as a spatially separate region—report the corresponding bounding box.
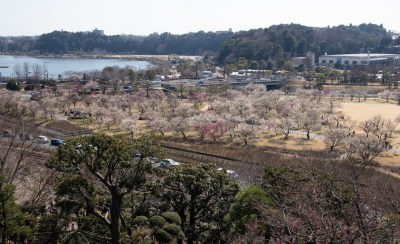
[319,53,400,67]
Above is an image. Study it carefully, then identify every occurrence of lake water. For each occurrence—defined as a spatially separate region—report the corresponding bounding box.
[0,55,151,79]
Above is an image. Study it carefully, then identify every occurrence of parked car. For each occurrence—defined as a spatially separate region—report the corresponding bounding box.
[217,168,239,179]
[51,139,65,146]
[91,88,102,94]
[159,159,181,169]
[36,135,50,144]
[145,157,159,164]
[122,85,134,93]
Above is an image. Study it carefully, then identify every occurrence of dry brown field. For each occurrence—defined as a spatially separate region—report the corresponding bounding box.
[338,101,400,123]
[337,101,400,168]
[338,101,400,145]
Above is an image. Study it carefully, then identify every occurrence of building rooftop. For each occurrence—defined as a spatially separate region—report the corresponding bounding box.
[321,53,399,58]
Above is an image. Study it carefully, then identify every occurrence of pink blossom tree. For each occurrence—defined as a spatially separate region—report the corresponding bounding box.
[189,113,215,140]
[83,80,99,94]
[203,119,228,142]
[189,92,208,109]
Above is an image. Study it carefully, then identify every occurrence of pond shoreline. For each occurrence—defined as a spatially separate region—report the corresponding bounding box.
[0,54,154,78]
[0,53,198,66]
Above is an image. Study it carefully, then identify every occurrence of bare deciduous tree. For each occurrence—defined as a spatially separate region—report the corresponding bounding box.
[13,64,23,81]
[323,127,348,152]
[31,64,43,83]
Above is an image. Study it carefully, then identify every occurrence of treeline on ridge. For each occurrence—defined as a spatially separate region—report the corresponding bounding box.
[1,23,399,63]
[0,31,233,56]
[217,23,398,64]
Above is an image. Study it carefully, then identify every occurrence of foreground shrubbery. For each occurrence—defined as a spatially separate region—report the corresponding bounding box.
[0,132,398,243]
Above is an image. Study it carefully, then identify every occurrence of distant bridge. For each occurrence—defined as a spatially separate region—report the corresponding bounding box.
[160,78,290,91]
[209,78,290,90]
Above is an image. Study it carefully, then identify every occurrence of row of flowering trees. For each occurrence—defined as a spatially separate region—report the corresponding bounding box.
[1,81,399,152]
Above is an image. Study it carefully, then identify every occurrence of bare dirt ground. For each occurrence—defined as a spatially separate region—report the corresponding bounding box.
[254,132,326,152]
[43,120,85,133]
[338,101,400,168]
[338,101,400,122]
[338,101,400,145]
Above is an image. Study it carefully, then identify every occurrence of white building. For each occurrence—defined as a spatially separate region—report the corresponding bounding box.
[200,71,213,79]
[319,53,400,67]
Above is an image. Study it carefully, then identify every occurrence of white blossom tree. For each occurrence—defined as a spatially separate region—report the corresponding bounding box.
[276,99,296,140]
[235,122,258,146]
[344,135,385,179]
[149,117,170,137]
[119,116,138,140]
[323,127,348,152]
[170,116,190,139]
[298,107,322,140]
[377,90,392,102]
[189,113,216,140]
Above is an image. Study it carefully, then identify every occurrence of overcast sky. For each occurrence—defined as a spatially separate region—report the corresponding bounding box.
[1,0,399,36]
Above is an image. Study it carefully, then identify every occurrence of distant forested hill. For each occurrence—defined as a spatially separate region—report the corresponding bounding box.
[217,23,397,64]
[0,31,233,56]
[1,23,399,64]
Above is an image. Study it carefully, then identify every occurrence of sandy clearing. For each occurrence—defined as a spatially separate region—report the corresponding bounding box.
[338,101,400,122]
[338,101,400,145]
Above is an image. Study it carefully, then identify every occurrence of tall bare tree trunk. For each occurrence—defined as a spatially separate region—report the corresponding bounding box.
[110,188,122,244]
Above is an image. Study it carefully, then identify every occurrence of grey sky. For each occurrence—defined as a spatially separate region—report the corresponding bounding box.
[1,0,399,36]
